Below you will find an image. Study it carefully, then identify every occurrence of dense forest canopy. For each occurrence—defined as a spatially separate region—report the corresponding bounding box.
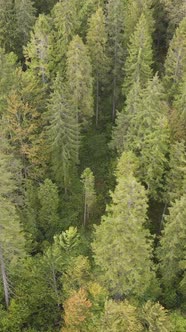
[0,0,185,331]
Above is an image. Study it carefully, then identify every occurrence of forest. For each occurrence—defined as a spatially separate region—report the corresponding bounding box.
[0,0,185,331]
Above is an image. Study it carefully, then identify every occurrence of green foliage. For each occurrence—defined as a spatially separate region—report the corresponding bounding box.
[92,152,156,298]
[164,16,186,99]
[158,194,186,307]
[81,168,96,226]
[47,74,80,192]
[66,35,93,125]
[123,13,153,96]
[140,301,172,331]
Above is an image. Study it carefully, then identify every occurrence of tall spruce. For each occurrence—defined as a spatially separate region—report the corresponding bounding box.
[92,152,156,298]
[86,7,108,126]
[164,16,186,100]
[66,35,93,125]
[47,74,79,192]
[158,194,186,307]
[106,0,126,120]
[123,13,153,96]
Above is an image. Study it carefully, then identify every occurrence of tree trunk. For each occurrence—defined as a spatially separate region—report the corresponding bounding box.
[0,246,9,308]
[96,76,99,127]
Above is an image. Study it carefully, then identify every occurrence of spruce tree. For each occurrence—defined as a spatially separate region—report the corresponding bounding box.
[47,73,80,192]
[123,13,153,96]
[158,194,186,307]
[92,152,156,298]
[106,0,126,120]
[24,14,52,84]
[86,7,108,126]
[164,16,186,100]
[50,0,79,76]
[66,35,93,125]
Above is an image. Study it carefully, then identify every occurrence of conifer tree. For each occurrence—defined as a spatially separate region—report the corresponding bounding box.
[66,35,93,125]
[0,149,25,307]
[113,75,170,200]
[92,152,156,298]
[24,14,52,84]
[50,0,79,76]
[0,48,17,114]
[81,168,96,226]
[37,179,60,242]
[86,7,108,126]
[106,0,126,120]
[172,77,186,141]
[158,194,186,307]
[47,74,80,192]
[164,16,186,99]
[124,0,154,49]
[165,141,186,203]
[0,0,15,53]
[123,14,153,96]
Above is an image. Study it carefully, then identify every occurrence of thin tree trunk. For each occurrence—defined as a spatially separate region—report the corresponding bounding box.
[83,196,87,227]
[0,246,9,308]
[96,76,99,127]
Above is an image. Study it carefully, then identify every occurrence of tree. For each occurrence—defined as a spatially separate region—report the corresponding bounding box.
[47,74,80,193]
[81,168,96,226]
[123,13,153,96]
[160,0,186,36]
[92,152,156,298]
[100,300,143,332]
[112,75,170,200]
[0,0,15,53]
[63,288,92,332]
[0,149,25,308]
[165,141,186,203]
[50,0,79,76]
[140,301,172,331]
[37,179,60,242]
[158,194,186,307]
[0,48,17,114]
[14,0,36,57]
[66,35,93,125]
[106,0,126,120]
[124,0,154,47]
[171,76,186,141]
[164,16,186,100]
[86,7,108,126]
[24,14,52,84]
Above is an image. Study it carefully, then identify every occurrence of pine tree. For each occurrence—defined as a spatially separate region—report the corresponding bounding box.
[81,168,96,226]
[86,7,108,126]
[92,152,156,298]
[158,194,186,307]
[123,13,153,96]
[164,16,186,99]
[47,73,80,192]
[172,76,186,141]
[106,0,126,120]
[66,35,93,125]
